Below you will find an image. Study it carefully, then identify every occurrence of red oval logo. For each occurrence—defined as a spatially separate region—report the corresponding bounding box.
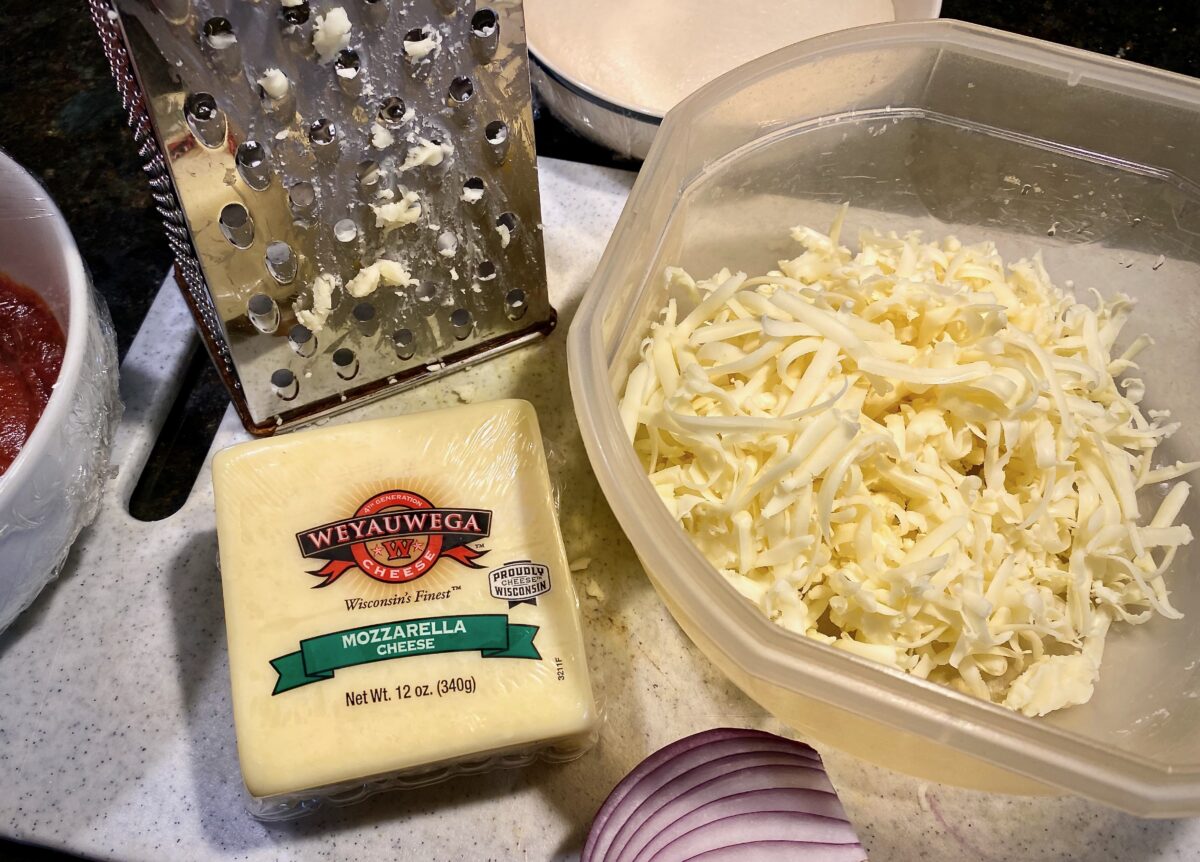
[294,489,493,587]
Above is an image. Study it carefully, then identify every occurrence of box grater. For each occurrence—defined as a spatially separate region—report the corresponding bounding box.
[89,0,554,435]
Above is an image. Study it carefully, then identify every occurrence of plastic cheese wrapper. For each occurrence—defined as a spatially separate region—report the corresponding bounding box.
[212,399,600,820]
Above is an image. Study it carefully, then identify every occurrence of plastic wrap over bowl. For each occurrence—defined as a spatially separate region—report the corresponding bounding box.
[568,20,1200,816]
[0,150,121,632]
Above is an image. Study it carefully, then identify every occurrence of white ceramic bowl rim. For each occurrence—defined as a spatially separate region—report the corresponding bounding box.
[0,148,93,508]
[526,1,944,124]
[528,47,665,124]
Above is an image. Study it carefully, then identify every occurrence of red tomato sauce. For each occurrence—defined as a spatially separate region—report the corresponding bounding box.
[0,272,66,475]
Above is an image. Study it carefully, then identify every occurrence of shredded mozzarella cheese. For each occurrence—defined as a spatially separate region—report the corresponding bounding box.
[620,213,1195,716]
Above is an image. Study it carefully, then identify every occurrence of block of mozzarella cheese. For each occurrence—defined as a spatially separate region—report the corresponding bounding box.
[212,399,598,812]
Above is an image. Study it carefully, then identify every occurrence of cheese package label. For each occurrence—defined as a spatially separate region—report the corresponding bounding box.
[212,400,598,807]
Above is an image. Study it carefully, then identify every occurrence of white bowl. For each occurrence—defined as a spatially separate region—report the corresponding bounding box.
[0,149,121,632]
[528,0,942,159]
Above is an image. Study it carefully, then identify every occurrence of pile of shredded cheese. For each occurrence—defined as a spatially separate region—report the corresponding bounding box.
[619,213,1196,716]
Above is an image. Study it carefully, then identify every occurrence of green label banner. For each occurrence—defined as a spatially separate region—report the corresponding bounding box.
[270,613,540,695]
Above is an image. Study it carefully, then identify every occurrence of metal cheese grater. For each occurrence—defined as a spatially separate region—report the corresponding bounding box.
[89,0,554,435]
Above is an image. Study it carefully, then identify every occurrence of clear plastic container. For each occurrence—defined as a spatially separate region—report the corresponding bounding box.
[567,20,1200,817]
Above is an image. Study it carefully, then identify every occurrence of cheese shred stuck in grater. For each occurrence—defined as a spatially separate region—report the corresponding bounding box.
[89,0,554,435]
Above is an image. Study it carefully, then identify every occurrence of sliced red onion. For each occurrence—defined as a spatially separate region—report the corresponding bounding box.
[646,811,861,862]
[604,746,822,861]
[584,729,865,862]
[629,789,849,862]
[612,762,833,862]
[584,729,783,862]
[689,841,869,861]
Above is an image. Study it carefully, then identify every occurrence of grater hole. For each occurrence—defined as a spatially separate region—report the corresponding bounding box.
[448,76,474,105]
[415,281,438,304]
[289,323,317,357]
[356,160,382,191]
[202,17,237,50]
[352,302,376,322]
[403,27,438,64]
[270,368,299,400]
[504,288,527,321]
[477,260,497,281]
[471,9,499,37]
[335,49,361,80]
[436,230,458,257]
[281,1,310,26]
[288,181,317,218]
[485,120,509,164]
[332,348,359,379]
[184,93,218,121]
[462,176,484,204]
[495,212,516,248]
[471,8,499,59]
[235,140,272,191]
[248,293,280,334]
[218,202,254,248]
[378,96,407,127]
[183,92,226,148]
[258,69,291,104]
[265,241,297,284]
[393,328,416,360]
[485,120,508,145]
[450,308,473,340]
[308,118,336,146]
[334,218,359,243]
